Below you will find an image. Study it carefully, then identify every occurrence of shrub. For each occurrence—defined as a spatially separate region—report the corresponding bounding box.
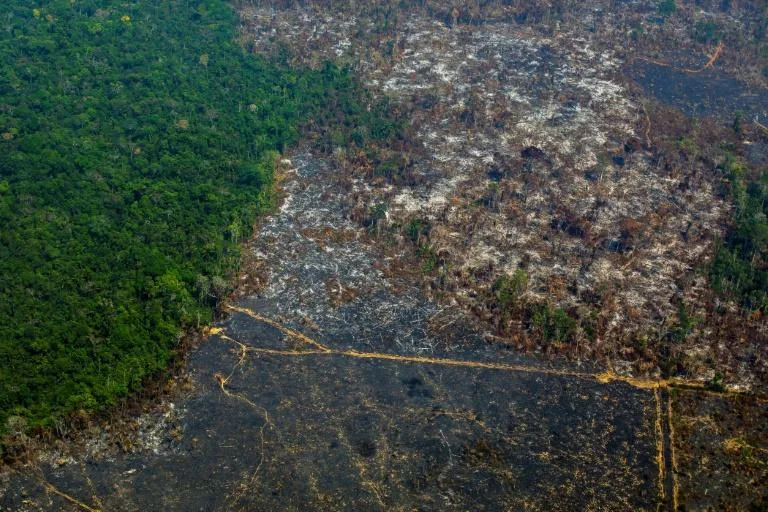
[658,0,676,16]
[492,270,529,309]
[694,20,722,44]
[530,304,577,343]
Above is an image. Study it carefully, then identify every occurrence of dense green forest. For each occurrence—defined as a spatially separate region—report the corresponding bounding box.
[710,154,768,312]
[0,0,398,430]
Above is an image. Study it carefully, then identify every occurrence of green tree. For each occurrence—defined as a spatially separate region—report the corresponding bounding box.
[658,0,676,16]
[0,0,402,434]
[493,270,529,309]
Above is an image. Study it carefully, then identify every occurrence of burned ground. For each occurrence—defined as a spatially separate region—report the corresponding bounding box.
[238,0,767,389]
[1,1,766,510]
[0,151,763,510]
[2,153,664,511]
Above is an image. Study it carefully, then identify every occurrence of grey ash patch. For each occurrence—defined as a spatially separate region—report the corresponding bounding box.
[1,151,664,512]
[626,60,768,124]
[4,3,765,510]
[239,152,467,355]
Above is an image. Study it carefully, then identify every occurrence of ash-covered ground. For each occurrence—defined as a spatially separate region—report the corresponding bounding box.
[1,153,763,511]
[2,2,767,510]
[238,0,767,389]
[1,152,663,511]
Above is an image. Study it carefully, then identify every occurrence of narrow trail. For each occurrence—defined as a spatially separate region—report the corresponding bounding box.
[219,303,766,510]
[630,42,725,75]
[39,478,102,512]
[3,34,765,502]
[3,146,763,511]
[225,305,761,398]
[219,310,687,508]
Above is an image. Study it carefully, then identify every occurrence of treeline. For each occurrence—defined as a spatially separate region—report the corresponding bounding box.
[638,109,767,316]
[0,0,400,431]
[710,153,768,312]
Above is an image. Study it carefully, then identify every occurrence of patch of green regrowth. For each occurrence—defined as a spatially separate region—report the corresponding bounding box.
[529,303,578,344]
[492,270,528,309]
[694,20,723,45]
[657,0,676,16]
[709,153,768,313]
[668,299,698,344]
[366,202,389,237]
[705,371,726,392]
[733,111,744,137]
[405,218,430,245]
[417,244,438,273]
[580,308,599,343]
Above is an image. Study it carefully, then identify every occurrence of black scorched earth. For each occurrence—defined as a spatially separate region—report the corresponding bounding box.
[3,1,768,510]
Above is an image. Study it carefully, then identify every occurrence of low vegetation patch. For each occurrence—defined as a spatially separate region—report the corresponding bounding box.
[710,153,767,313]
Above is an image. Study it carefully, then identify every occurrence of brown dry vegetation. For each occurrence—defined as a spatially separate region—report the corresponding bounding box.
[236,0,767,391]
